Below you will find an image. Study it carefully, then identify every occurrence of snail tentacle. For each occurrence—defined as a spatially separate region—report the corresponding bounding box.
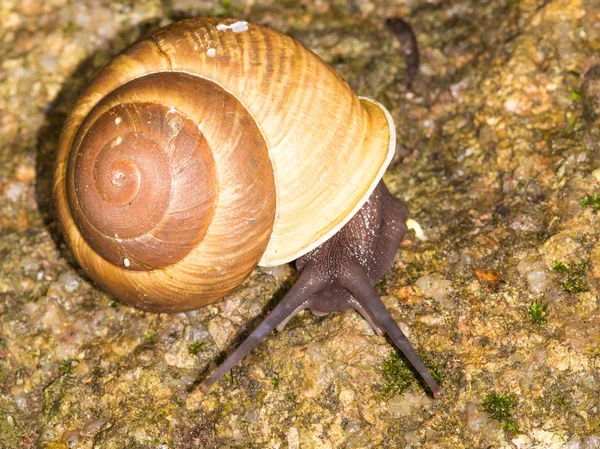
[340,265,443,399]
[199,272,325,393]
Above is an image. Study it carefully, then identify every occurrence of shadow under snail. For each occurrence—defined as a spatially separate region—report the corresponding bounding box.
[52,17,442,398]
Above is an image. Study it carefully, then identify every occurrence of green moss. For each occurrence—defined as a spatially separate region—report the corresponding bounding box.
[579,194,600,210]
[425,359,444,387]
[172,396,185,408]
[0,358,7,385]
[381,351,413,396]
[220,0,231,15]
[501,420,519,434]
[59,357,79,375]
[401,261,426,284]
[527,299,547,325]
[213,0,243,17]
[568,86,582,101]
[0,407,21,448]
[561,271,589,293]
[586,344,600,359]
[381,351,443,396]
[375,277,389,294]
[553,390,571,410]
[551,261,569,273]
[482,393,518,433]
[272,375,280,389]
[188,342,202,356]
[552,261,589,293]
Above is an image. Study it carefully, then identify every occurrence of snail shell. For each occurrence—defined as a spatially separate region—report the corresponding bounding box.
[53,18,395,311]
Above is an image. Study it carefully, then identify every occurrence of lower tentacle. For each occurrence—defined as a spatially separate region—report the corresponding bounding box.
[200,269,322,392]
[341,264,443,399]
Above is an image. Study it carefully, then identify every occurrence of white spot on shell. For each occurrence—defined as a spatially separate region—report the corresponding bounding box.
[406,218,427,241]
[123,258,130,268]
[207,48,216,57]
[111,170,125,186]
[217,21,248,33]
[115,136,123,145]
[231,21,249,32]
[115,117,122,125]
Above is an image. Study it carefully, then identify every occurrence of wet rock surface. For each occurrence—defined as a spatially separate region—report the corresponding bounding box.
[1,0,599,447]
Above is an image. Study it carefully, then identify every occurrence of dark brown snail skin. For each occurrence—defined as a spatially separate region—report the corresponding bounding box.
[53,18,442,398]
[200,181,443,399]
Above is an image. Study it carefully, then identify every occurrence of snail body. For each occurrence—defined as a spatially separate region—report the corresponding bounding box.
[53,18,441,397]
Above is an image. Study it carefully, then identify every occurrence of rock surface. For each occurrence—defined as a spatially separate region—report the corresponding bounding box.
[1,0,599,447]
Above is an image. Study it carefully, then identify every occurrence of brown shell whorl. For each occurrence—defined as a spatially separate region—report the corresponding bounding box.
[67,95,218,271]
[55,70,276,311]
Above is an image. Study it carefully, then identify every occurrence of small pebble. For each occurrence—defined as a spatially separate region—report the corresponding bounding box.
[516,258,550,293]
[388,391,432,415]
[58,271,79,293]
[415,274,454,308]
[5,182,23,202]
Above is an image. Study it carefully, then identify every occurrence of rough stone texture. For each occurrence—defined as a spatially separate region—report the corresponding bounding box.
[1,0,599,448]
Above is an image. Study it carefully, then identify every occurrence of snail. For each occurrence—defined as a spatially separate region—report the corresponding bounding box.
[53,17,442,398]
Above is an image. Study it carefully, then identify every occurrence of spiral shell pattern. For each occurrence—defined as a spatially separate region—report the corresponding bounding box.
[53,18,394,311]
